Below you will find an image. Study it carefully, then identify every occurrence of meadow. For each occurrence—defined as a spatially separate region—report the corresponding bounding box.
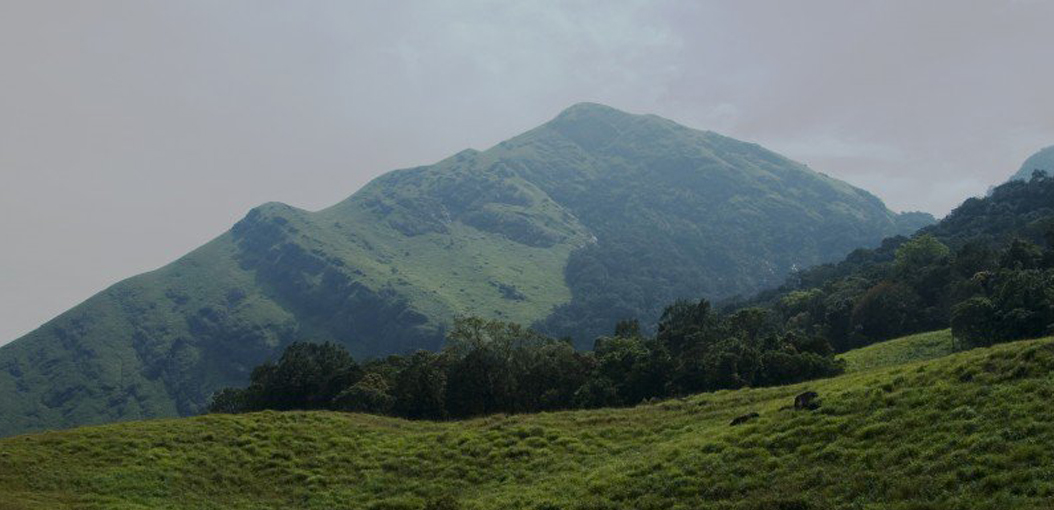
[2,330,1053,509]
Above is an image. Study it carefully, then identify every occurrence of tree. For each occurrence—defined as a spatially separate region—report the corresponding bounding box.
[894,234,950,273]
[444,346,511,416]
[204,341,360,413]
[729,307,779,346]
[516,342,594,411]
[700,338,759,390]
[392,351,447,420]
[989,269,1054,340]
[786,330,834,357]
[656,299,724,357]
[951,297,997,347]
[333,372,394,414]
[953,241,996,278]
[253,341,360,410]
[851,282,920,341]
[207,387,250,414]
[756,350,843,386]
[592,335,651,404]
[1000,238,1043,270]
[613,319,641,339]
[573,377,619,408]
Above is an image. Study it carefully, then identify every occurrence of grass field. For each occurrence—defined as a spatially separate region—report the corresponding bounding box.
[838,329,956,373]
[2,331,1053,509]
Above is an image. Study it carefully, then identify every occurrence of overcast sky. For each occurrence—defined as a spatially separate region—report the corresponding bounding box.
[2,0,1053,345]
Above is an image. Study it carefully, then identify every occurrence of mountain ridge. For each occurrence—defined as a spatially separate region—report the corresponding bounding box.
[0,103,928,437]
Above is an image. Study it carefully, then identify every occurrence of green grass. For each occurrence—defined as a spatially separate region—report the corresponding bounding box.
[3,332,1054,509]
[838,329,956,373]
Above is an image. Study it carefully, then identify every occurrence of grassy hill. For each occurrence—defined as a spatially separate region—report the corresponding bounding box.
[3,332,1053,509]
[0,103,929,437]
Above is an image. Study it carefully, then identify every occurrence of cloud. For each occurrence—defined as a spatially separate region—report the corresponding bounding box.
[767,135,905,163]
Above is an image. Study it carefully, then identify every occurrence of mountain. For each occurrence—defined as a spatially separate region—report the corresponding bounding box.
[0,103,929,437]
[3,331,1054,509]
[1009,145,1054,181]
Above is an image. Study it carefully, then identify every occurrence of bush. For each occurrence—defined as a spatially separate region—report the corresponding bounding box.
[332,373,394,414]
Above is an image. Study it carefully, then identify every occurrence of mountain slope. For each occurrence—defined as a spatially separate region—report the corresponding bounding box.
[1010,145,1054,181]
[2,333,1052,509]
[0,103,927,437]
[733,173,1054,354]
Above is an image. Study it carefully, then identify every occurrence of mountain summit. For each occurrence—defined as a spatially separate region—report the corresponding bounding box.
[0,104,931,436]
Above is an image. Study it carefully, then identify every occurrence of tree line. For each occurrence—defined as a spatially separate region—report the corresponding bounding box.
[209,301,841,419]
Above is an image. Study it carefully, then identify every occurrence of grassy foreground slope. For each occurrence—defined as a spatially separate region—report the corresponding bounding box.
[3,334,1054,509]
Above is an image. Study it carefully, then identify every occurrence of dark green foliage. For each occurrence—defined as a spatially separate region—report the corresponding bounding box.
[332,373,394,414]
[953,240,998,277]
[1001,238,1044,269]
[894,234,951,272]
[208,341,360,412]
[531,106,928,345]
[737,175,1054,352]
[653,301,841,395]
[926,171,1054,246]
[391,352,448,420]
[950,297,998,347]
[212,311,842,419]
[952,269,1054,346]
[851,281,921,339]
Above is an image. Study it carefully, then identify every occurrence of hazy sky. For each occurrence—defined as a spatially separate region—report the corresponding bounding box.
[2,1,1053,344]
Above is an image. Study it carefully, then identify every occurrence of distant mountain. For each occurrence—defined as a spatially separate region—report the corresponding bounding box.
[0,103,930,436]
[1009,145,1054,182]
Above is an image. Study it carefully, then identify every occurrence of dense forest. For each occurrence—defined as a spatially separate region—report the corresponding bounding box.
[737,171,1054,352]
[211,172,1054,419]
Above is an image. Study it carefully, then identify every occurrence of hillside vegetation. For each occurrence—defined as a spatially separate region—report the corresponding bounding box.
[2,332,1053,510]
[0,103,925,437]
[735,174,1054,353]
[197,177,1054,428]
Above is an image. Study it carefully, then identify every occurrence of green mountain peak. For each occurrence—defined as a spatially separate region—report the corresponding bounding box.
[0,104,931,437]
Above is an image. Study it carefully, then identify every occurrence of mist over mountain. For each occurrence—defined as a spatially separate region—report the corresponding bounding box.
[0,103,929,437]
[1010,145,1054,182]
